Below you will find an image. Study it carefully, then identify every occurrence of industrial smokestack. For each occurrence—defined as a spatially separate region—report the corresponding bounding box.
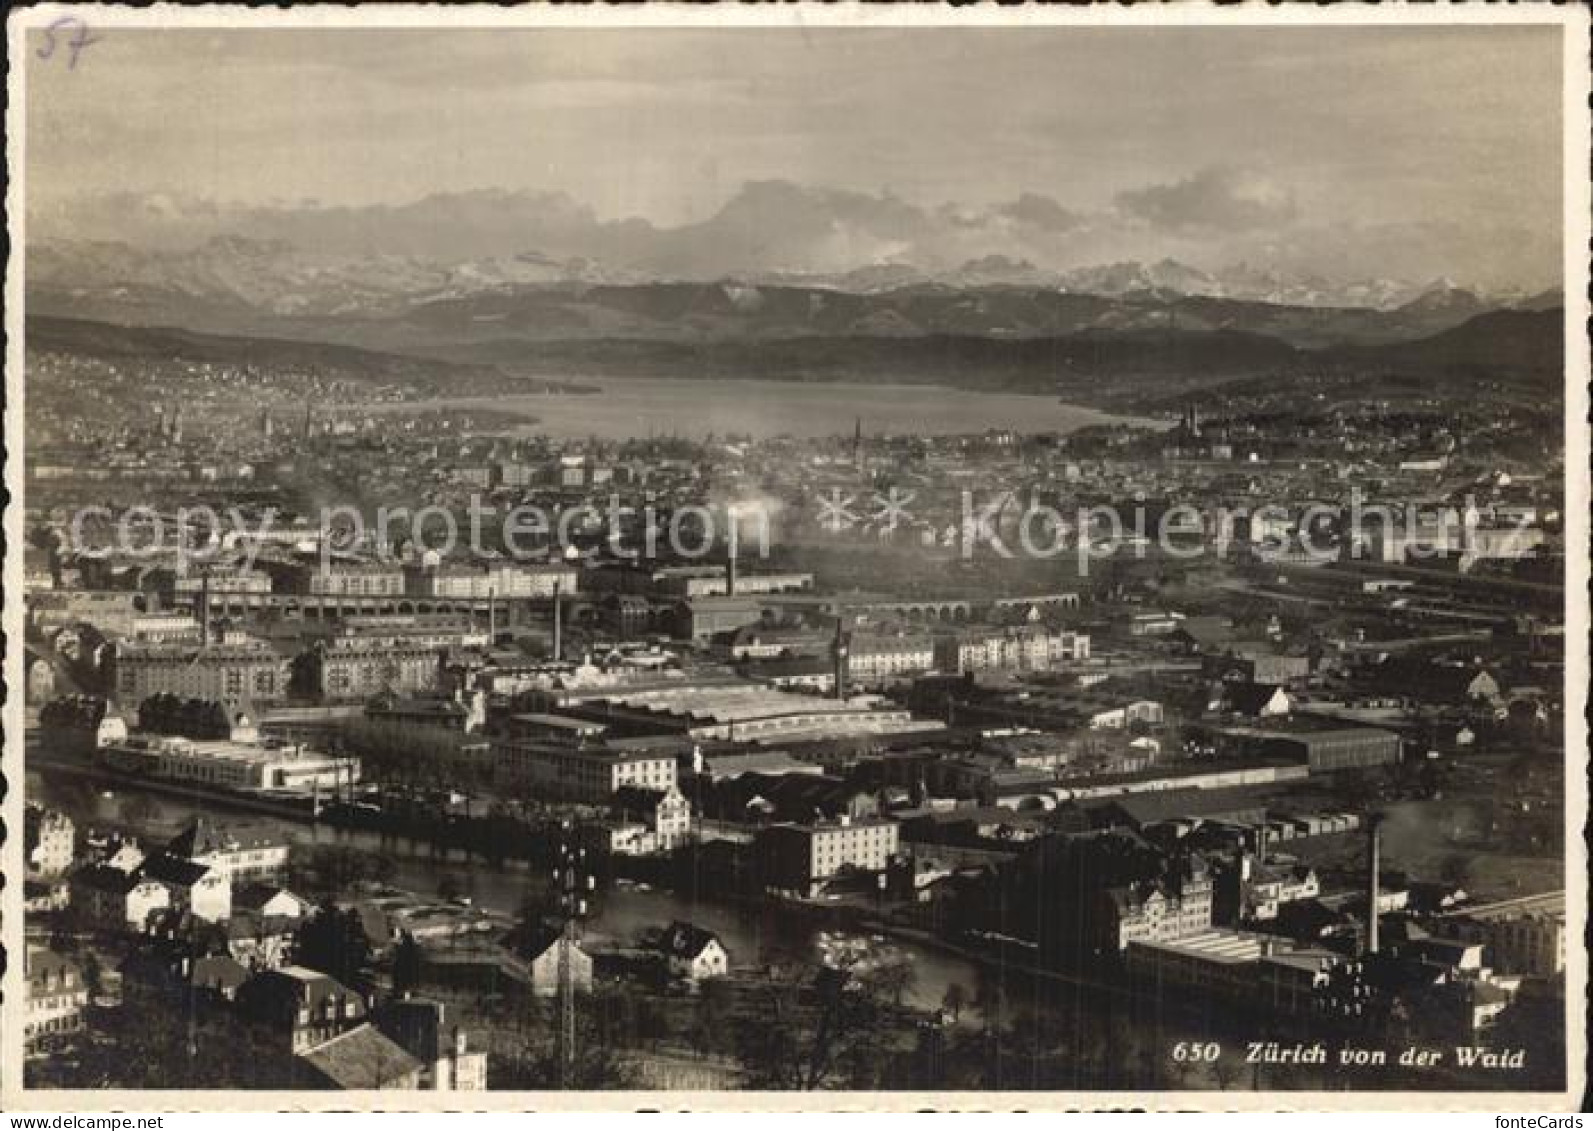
[1366,815,1383,955]
[726,519,738,598]
[198,567,211,647]
[552,580,563,662]
[832,619,849,701]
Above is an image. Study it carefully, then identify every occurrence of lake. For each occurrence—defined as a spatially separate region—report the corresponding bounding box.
[363,376,1159,441]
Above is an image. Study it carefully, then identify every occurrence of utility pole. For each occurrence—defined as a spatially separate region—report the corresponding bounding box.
[554,820,593,1089]
[1365,812,1384,956]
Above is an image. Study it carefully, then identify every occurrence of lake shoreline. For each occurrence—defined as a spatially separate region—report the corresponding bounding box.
[354,374,1168,441]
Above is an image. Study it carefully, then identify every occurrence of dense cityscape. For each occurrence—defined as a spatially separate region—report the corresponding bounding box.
[13,15,1577,1104]
[21,313,1569,1091]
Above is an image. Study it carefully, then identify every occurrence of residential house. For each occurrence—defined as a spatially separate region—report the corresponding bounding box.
[120,937,250,1009]
[234,883,313,921]
[605,784,693,854]
[659,921,730,983]
[141,854,233,922]
[1212,682,1292,719]
[25,805,75,878]
[70,864,171,930]
[25,946,88,1045]
[25,878,70,915]
[226,911,301,972]
[234,966,369,1054]
[166,818,290,884]
[507,921,594,997]
[295,1024,424,1090]
[1203,650,1312,687]
[374,997,488,1091]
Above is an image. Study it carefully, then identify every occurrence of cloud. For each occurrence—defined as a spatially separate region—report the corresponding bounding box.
[1114,166,1297,232]
[994,192,1082,233]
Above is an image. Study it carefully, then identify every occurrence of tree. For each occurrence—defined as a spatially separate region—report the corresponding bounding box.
[47,905,85,953]
[491,987,634,1090]
[196,699,232,738]
[940,981,968,1024]
[1436,852,1470,888]
[289,844,396,900]
[120,794,165,829]
[25,1003,299,1090]
[293,904,375,992]
[391,930,423,998]
[690,978,734,1057]
[81,950,104,999]
[860,955,916,1008]
[732,960,899,1090]
[1209,1049,1243,1092]
[972,978,1012,1089]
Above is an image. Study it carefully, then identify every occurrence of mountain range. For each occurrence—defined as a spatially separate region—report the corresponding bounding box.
[30,231,1551,323]
[30,183,1556,311]
[24,236,1555,358]
[24,184,1563,407]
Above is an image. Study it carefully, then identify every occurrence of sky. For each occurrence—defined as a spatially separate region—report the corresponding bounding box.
[24,24,1566,288]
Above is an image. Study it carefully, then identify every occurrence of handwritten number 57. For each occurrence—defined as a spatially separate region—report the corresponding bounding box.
[37,17,100,70]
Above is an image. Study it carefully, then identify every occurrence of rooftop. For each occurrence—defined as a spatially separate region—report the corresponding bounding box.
[297,1023,423,1090]
[1133,928,1289,965]
[112,736,349,769]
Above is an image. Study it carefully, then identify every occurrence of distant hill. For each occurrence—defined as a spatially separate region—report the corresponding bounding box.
[24,315,499,387]
[25,301,1563,411]
[1323,308,1564,377]
[372,279,1499,354]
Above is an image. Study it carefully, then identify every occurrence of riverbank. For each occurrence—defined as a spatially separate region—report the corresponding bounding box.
[32,754,324,823]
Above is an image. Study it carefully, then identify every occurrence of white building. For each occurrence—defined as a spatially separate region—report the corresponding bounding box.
[422,562,578,600]
[660,922,730,982]
[70,865,171,930]
[759,817,900,896]
[99,736,359,794]
[493,741,677,802]
[848,636,935,685]
[143,855,233,923]
[26,947,88,1045]
[934,628,1091,675]
[25,805,75,878]
[114,638,289,709]
[1444,896,1566,979]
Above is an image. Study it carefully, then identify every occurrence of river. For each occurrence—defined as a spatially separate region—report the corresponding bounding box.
[28,770,988,1018]
[33,768,1451,1087]
[356,376,1159,441]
